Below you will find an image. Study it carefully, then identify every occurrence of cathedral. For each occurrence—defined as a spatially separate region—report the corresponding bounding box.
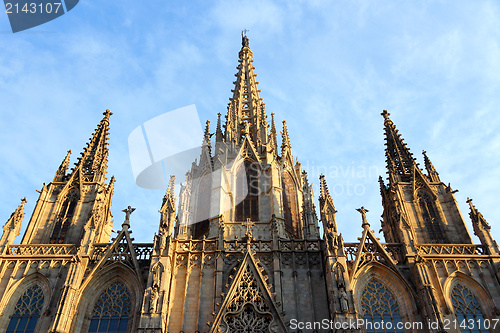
[1,35,500,333]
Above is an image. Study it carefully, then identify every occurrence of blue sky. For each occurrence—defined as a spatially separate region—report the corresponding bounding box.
[1,1,500,244]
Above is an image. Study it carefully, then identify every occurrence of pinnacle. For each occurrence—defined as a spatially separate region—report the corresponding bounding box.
[319,174,331,200]
[167,174,176,196]
[216,113,223,142]
[281,120,291,151]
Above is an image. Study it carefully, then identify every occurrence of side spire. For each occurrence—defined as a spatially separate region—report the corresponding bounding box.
[382,110,416,182]
[422,150,440,182]
[281,120,291,153]
[0,198,27,252]
[54,150,71,182]
[269,112,278,152]
[73,110,112,183]
[302,172,320,239]
[467,198,499,254]
[215,112,223,143]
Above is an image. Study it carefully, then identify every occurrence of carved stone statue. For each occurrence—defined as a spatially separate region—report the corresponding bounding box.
[122,206,135,221]
[334,264,345,289]
[339,290,348,313]
[149,284,158,313]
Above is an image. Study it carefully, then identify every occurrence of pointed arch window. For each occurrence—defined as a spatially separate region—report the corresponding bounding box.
[417,191,447,243]
[88,281,132,333]
[50,192,78,244]
[235,160,259,222]
[6,285,44,333]
[282,170,298,237]
[361,279,404,333]
[451,284,488,332]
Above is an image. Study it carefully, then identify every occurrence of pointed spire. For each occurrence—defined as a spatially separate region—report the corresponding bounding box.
[74,110,112,182]
[54,150,71,182]
[422,150,440,182]
[281,120,291,153]
[319,174,331,203]
[203,120,211,147]
[302,171,320,239]
[167,174,176,196]
[269,113,278,149]
[216,113,223,143]
[2,198,26,233]
[0,198,27,250]
[467,198,490,230]
[467,198,499,254]
[224,34,268,146]
[382,110,416,182]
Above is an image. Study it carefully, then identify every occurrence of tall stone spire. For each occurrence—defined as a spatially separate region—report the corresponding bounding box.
[422,150,440,182]
[53,150,71,182]
[224,33,268,146]
[382,110,416,182]
[73,110,112,183]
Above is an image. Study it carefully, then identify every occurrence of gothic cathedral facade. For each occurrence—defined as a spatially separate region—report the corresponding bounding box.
[1,36,500,333]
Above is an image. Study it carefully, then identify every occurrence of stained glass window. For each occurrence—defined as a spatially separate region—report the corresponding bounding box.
[6,285,44,333]
[361,279,404,333]
[451,284,488,333]
[88,281,132,333]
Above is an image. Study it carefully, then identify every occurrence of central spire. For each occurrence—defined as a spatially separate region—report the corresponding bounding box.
[224,33,268,146]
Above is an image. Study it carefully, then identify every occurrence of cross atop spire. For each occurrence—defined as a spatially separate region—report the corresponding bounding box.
[242,29,250,47]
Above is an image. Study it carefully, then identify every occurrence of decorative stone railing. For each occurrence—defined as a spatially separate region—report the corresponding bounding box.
[90,243,154,263]
[133,243,154,261]
[343,243,404,263]
[6,244,77,256]
[416,244,486,256]
[175,239,217,252]
[224,240,273,252]
[279,240,321,252]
